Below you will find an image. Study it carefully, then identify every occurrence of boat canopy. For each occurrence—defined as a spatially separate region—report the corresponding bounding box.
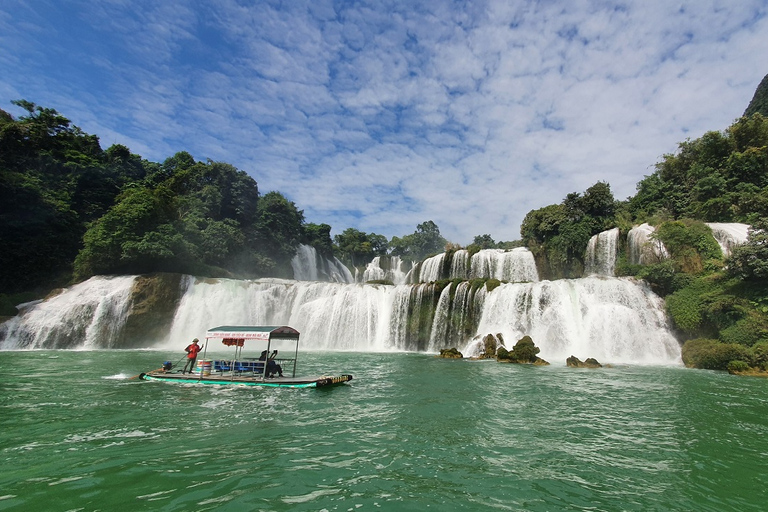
[204,325,300,342]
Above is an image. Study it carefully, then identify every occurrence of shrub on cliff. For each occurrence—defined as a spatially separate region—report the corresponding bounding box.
[681,338,751,370]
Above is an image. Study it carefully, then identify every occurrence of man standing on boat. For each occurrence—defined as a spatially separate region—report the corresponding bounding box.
[182,338,202,374]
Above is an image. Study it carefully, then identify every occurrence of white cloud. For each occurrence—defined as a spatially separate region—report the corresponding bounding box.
[1,0,767,244]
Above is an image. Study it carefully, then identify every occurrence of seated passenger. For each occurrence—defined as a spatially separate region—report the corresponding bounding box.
[259,349,283,378]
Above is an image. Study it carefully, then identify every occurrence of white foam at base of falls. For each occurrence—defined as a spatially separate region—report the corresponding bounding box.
[0,276,136,349]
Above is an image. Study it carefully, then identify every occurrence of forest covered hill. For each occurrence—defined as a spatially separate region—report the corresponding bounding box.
[0,100,449,302]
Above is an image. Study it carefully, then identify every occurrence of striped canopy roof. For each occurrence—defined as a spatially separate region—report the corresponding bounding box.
[204,326,300,341]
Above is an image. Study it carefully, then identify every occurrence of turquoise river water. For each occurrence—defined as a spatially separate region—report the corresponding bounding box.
[1,350,767,511]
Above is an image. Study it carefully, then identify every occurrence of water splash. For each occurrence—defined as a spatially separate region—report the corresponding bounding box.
[0,276,136,349]
[470,277,681,364]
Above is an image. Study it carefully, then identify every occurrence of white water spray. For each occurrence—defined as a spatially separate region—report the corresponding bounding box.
[362,256,409,285]
[0,276,136,349]
[469,277,680,364]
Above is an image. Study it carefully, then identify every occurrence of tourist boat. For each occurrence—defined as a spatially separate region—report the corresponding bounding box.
[139,325,353,388]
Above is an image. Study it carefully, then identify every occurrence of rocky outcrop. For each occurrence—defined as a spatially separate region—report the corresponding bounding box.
[497,335,549,365]
[438,347,463,359]
[566,355,603,368]
[118,273,185,348]
[480,333,500,359]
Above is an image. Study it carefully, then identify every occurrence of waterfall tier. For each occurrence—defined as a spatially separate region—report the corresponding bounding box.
[409,248,539,283]
[362,256,409,285]
[705,223,749,257]
[627,224,669,265]
[291,244,354,283]
[584,228,619,276]
[1,274,681,365]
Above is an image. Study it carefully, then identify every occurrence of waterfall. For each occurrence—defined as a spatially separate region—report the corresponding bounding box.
[428,281,485,351]
[291,244,354,283]
[0,276,136,349]
[362,256,409,285]
[627,224,669,265]
[409,248,539,283]
[469,248,539,282]
[470,277,680,364]
[1,274,682,365]
[414,253,446,283]
[584,228,619,276]
[706,223,749,257]
[450,250,470,280]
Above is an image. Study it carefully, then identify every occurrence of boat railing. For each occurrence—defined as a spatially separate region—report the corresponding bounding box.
[211,358,296,377]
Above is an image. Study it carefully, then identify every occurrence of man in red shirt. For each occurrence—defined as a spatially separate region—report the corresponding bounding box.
[182,338,202,374]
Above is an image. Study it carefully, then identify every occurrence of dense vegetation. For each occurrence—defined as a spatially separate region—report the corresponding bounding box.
[521,181,618,279]
[0,100,459,313]
[744,72,768,118]
[0,101,317,295]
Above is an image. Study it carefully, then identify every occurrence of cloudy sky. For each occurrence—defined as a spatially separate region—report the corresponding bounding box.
[1,1,767,244]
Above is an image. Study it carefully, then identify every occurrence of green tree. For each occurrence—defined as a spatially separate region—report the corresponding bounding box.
[302,223,335,257]
[471,234,496,249]
[744,73,768,117]
[253,191,304,276]
[520,182,616,278]
[727,218,768,282]
[389,221,448,263]
[334,228,388,267]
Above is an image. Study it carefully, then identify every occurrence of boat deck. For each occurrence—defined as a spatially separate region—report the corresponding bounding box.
[140,370,352,388]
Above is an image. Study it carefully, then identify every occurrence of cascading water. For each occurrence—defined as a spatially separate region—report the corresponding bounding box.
[1,273,682,365]
[0,276,136,349]
[428,281,484,351]
[362,256,409,285]
[584,228,619,276]
[469,248,539,282]
[409,248,539,283]
[414,253,446,283]
[706,223,749,257]
[450,250,470,280]
[291,244,354,283]
[627,224,669,265]
[470,277,681,364]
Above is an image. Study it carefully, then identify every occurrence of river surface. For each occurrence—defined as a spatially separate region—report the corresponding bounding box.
[1,351,767,511]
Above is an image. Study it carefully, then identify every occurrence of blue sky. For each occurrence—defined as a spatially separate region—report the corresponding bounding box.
[1,1,767,244]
